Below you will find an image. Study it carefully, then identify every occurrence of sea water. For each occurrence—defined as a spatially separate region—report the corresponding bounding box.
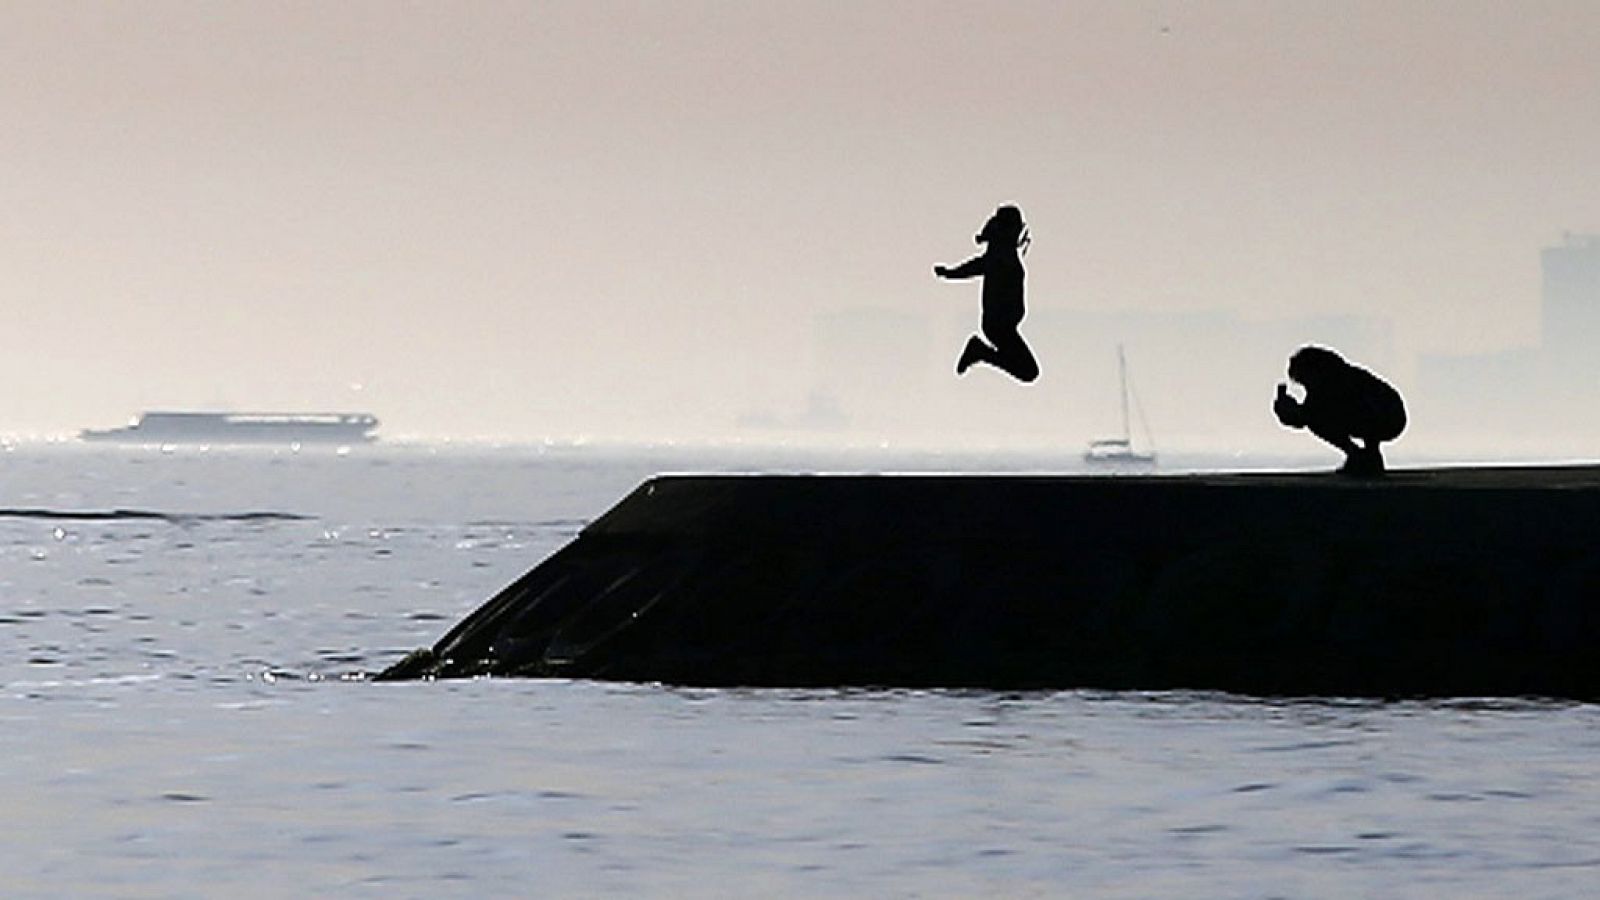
[1,444,1598,897]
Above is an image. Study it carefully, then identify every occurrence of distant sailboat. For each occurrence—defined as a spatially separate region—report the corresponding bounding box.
[1084,344,1156,466]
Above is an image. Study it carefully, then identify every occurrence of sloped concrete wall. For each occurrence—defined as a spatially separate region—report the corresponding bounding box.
[381,469,1600,697]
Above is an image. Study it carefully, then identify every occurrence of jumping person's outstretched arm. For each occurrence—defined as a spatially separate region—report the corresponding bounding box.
[934,256,985,280]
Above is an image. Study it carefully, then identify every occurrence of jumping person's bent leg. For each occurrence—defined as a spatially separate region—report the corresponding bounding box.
[956,335,993,375]
[984,327,1039,383]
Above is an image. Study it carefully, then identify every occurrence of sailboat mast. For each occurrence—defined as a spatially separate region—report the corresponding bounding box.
[1118,344,1131,442]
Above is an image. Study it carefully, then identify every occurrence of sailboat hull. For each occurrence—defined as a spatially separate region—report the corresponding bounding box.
[1084,450,1156,465]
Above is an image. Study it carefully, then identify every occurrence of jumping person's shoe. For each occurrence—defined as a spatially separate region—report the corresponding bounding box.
[956,336,986,375]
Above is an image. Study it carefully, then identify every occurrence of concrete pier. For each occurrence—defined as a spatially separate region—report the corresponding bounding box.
[379,468,1600,697]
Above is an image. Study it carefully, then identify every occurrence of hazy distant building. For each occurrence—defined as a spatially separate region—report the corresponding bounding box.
[1026,308,1395,443]
[806,307,938,430]
[741,303,1399,446]
[1541,232,1600,377]
[1415,347,1545,433]
[1417,232,1600,440]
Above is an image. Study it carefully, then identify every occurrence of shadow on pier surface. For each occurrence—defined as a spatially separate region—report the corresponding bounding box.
[380,468,1600,698]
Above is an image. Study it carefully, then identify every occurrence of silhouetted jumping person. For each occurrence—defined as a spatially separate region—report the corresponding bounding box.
[1274,345,1406,475]
[934,205,1039,383]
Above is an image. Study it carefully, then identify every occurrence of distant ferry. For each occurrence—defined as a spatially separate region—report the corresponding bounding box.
[81,411,379,445]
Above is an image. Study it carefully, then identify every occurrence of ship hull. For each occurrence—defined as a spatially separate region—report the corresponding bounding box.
[81,427,375,444]
[81,412,378,445]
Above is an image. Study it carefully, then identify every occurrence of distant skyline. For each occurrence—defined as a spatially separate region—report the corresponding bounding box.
[4,2,1598,447]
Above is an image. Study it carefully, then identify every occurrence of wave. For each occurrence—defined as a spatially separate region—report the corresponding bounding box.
[0,508,310,522]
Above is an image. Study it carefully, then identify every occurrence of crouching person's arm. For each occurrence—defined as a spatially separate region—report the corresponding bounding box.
[1274,383,1306,428]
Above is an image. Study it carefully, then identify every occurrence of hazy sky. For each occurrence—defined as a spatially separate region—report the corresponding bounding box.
[4,1,1598,445]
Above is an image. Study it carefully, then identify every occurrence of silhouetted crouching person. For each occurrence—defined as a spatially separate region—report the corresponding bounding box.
[1274,345,1406,475]
[934,205,1039,383]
